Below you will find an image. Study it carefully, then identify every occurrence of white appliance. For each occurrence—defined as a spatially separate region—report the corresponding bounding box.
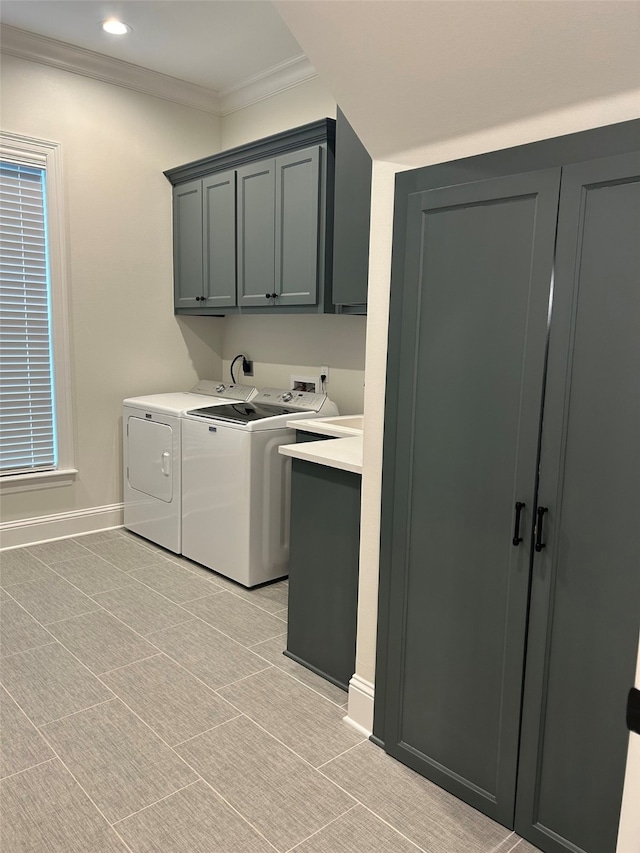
[181,388,339,587]
[123,381,257,553]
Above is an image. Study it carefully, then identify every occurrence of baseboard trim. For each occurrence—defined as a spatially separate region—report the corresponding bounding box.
[344,673,375,737]
[0,503,124,549]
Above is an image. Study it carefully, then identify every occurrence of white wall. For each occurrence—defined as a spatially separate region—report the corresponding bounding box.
[221,76,336,150]
[0,53,225,540]
[221,314,365,415]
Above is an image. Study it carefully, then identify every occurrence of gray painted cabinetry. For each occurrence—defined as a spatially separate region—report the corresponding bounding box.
[173,171,237,309]
[331,107,372,312]
[166,120,335,315]
[285,434,360,691]
[375,121,640,853]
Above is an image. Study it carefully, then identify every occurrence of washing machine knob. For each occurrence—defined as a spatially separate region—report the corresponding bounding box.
[282,391,293,402]
[216,384,225,393]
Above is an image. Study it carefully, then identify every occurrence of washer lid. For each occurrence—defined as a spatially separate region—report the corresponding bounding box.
[187,402,298,424]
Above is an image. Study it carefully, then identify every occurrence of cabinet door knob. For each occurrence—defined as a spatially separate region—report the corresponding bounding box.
[265,293,271,299]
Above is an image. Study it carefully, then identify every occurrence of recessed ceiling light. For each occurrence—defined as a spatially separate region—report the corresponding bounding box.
[101,19,131,36]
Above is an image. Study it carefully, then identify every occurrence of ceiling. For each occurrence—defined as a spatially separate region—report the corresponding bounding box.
[2,1,639,160]
[276,0,640,161]
[0,0,305,95]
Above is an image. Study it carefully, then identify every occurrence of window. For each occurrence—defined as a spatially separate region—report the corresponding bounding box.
[0,133,74,490]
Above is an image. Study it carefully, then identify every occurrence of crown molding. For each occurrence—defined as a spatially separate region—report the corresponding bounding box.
[220,54,318,115]
[0,25,317,116]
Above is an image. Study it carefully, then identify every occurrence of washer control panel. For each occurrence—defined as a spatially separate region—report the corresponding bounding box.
[253,387,328,412]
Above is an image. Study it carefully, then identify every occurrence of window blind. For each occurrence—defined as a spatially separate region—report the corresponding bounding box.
[0,160,56,475]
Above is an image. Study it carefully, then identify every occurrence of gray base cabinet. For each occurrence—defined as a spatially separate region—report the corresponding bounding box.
[286,454,361,692]
[375,121,640,853]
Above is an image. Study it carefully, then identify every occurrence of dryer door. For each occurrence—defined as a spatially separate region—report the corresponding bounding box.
[127,417,173,502]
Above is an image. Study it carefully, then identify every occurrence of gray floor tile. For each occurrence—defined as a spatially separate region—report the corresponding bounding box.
[252,634,348,706]
[321,740,512,853]
[177,716,354,851]
[0,642,113,726]
[28,538,90,564]
[129,560,219,603]
[0,549,53,587]
[170,554,243,589]
[0,588,13,600]
[0,685,54,778]
[291,804,420,852]
[73,529,123,545]
[230,579,290,614]
[184,591,287,646]
[489,834,519,853]
[7,574,100,625]
[0,759,129,852]
[115,779,274,853]
[146,619,271,690]
[510,840,543,853]
[41,698,197,824]
[219,667,363,767]
[81,537,167,571]
[92,581,191,635]
[49,553,131,595]
[101,654,239,745]
[46,609,158,674]
[0,599,53,657]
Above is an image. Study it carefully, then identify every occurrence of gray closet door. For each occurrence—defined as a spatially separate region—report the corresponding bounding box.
[381,169,561,825]
[203,170,236,308]
[515,153,640,853]
[237,159,275,306]
[275,146,320,306]
[173,179,203,308]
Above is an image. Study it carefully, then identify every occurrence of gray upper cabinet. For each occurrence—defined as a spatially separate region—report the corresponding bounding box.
[237,159,275,306]
[165,119,335,315]
[332,107,372,312]
[375,121,640,853]
[275,147,321,306]
[173,171,236,308]
[173,179,203,309]
[203,171,237,308]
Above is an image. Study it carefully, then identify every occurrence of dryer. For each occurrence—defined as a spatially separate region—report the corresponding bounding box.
[182,388,339,587]
[123,381,257,553]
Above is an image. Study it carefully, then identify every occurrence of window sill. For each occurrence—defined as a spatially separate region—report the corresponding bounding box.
[0,468,78,494]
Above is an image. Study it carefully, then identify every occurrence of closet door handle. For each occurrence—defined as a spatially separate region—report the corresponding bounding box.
[535,506,548,552]
[512,501,525,546]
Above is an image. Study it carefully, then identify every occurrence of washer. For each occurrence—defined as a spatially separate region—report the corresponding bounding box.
[123,381,257,553]
[182,388,339,587]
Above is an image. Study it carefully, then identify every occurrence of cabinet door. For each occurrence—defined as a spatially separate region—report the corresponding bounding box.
[173,179,203,308]
[203,170,236,308]
[237,159,275,307]
[275,147,320,306]
[515,153,640,853]
[378,169,561,826]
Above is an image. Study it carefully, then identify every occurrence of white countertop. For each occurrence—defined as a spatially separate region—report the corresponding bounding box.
[287,415,363,438]
[278,415,364,474]
[279,435,362,474]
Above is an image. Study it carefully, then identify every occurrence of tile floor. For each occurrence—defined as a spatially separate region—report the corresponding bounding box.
[0,529,543,853]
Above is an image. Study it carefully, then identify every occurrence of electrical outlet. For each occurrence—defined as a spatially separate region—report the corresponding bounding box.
[242,359,253,376]
[321,365,329,381]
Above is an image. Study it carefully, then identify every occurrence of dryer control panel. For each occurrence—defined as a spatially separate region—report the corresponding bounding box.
[190,380,256,402]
